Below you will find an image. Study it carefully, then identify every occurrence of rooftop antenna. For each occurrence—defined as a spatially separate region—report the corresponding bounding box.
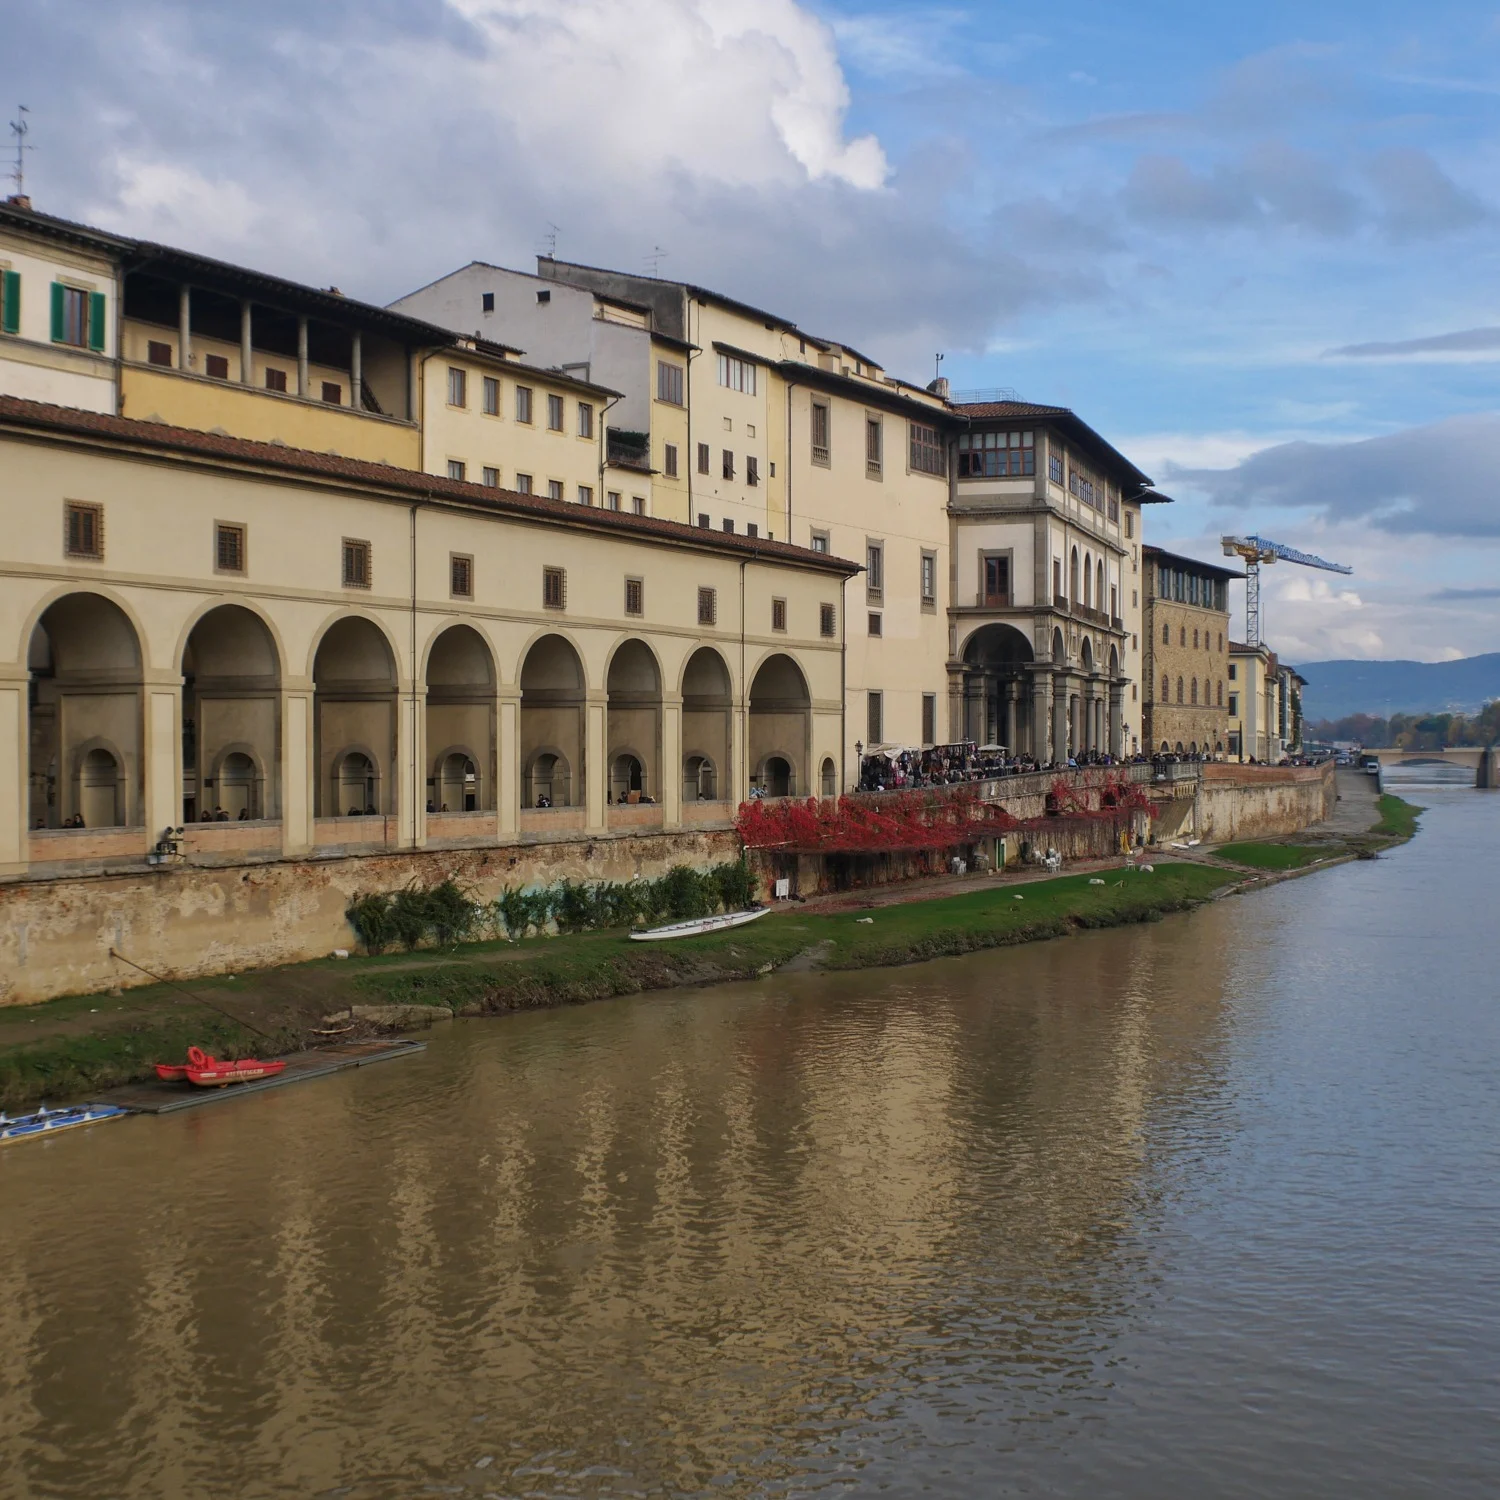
[542,222,561,259]
[934,351,944,383]
[9,105,31,199]
[644,244,667,275]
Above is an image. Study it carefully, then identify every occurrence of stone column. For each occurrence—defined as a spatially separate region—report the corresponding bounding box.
[1052,675,1068,764]
[1109,684,1124,757]
[297,315,310,398]
[585,691,608,833]
[142,672,183,842]
[947,664,965,746]
[1004,682,1018,753]
[0,665,27,877]
[279,682,316,857]
[396,686,426,849]
[661,692,683,828]
[497,690,520,838]
[240,300,253,384]
[178,285,192,371]
[1030,672,1051,761]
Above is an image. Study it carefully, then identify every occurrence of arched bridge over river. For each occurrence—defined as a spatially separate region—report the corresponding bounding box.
[1369,746,1500,787]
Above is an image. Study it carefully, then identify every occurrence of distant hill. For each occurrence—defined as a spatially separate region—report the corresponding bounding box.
[1294,653,1500,721]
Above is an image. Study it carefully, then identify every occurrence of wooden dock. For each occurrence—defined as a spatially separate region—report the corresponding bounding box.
[92,1039,427,1115]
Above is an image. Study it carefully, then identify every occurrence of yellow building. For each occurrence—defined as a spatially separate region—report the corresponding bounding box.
[0,393,856,881]
[1142,544,1238,754]
[1227,642,1288,761]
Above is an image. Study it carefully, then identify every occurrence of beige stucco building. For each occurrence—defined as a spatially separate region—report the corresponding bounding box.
[1142,545,1237,754]
[0,395,856,883]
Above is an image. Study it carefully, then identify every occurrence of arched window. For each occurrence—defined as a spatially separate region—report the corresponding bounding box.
[1216,680,1223,707]
[683,754,717,802]
[1176,677,1184,704]
[1162,622,1170,645]
[1161,673,1170,701]
[821,757,837,797]
[530,752,569,807]
[1191,678,1198,704]
[1179,626,1186,646]
[1096,560,1105,608]
[1193,628,1200,649]
[1218,633,1224,652]
[336,751,378,816]
[1083,553,1092,608]
[80,746,122,828]
[1070,547,1080,601]
[611,752,644,802]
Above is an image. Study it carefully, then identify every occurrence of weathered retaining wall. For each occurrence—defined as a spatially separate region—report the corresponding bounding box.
[1186,762,1336,842]
[0,828,739,1006]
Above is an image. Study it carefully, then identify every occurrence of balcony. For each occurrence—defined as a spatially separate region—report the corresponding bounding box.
[606,428,651,472]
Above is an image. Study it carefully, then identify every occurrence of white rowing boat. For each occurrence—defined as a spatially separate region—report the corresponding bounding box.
[629,907,771,942]
[0,1103,128,1145]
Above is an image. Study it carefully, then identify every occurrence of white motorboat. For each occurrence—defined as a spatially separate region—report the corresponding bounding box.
[629,907,771,942]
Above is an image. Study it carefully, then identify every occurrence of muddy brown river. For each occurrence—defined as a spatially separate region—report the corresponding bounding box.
[1,786,1496,1498]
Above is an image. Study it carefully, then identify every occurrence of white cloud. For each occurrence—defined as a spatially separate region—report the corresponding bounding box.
[96,159,260,253]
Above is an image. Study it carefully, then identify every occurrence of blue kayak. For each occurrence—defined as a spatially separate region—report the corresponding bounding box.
[0,1103,129,1144]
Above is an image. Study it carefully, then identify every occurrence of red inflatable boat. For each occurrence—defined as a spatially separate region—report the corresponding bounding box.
[156,1046,286,1087]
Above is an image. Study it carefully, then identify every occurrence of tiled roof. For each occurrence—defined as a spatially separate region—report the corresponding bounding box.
[0,396,859,575]
[951,400,1070,419]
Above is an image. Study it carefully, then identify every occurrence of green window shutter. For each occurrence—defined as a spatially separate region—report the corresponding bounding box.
[88,291,106,351]
[50,281,65,342]
[1,270,18,335]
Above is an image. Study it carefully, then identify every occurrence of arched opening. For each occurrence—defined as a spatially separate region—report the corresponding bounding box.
[1191,678,1199,705]
[1176,676,1184,704]
[520,635,585,808]
[821,756,837,797]
[1096,560,1105,611]
[314,617,398,817]
[607,640,661,805]
[426,625,495,813]
[1080,637,1094,673]
[962,623,1034,751]
[29,593,144,829]
[682,647,732,805]
[183,605,280,824]
[683,753,717,803]
[749,654,809,798]
[1175,741,1185,753]
[1069,546,1080,603]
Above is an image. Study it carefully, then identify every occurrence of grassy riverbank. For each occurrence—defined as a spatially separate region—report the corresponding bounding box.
[1,863,1237,1109]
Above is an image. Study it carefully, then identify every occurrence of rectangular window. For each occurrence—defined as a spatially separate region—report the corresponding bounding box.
[624,577,644,616]
[698,587,717,626]
[698,512,710,528]
[1228,663,1238,681]
[547,394,564,431]
[321,380,341,404]
[922,693,937,745]
[450,553,473,599]
[206,354,229,380]
[482,291,495,313]
[772,597,787,632]
[820,602,836,638]
[64,501,103,560]
[716,352,756,394]
[958,429,1035,478]
[867,691,883,745]
[722,518,734,533]
[515,472,533,494]
[866,540,883,598]
[448,459,466,481]
[868,612,882,637]
[214,522,245,574]
[265,367,288,393]
[543,566,566,610]
[52,284,91,348]
[983,553,1010,604]
[342,538,371,589]
[1125,511,1134,538]
[515,385,533,423]
[747,455,759,486]
[909,421,945,476]
[921,551,937,607]
[866,416,883,477]
[1229,694,1240,717]
[664,443,679,478]
[0,268,18,335]
[606,490,622,510]
[578,401,593,438]
[482,376,500,416]
[746,522,758,538]
[811,400,830,465]
[811,529,830,554]
[1053,557,1063,602]
[632,495,646,515]
[1048,449,1064,484]
[722,449,734,480]
[447,367,467,407]
[547,479,564,500]
[482,466,499,487]
[656,360,684,405]
[147,339,172,366]
[578,484,594,506]
[697,442,710,475]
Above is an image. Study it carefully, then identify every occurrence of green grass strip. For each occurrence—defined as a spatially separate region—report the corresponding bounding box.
[1213,842,1326,871]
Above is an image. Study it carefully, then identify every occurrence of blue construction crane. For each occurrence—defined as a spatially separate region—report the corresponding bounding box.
[1221,534,1352,648]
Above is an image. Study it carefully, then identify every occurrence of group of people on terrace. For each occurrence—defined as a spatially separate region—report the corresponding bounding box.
[852,741,1232,795]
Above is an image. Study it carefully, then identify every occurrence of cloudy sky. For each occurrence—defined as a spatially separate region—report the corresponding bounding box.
[6,0,1500,663]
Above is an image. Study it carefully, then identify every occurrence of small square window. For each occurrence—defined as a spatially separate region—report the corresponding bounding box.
[625,577,644,616]
[697,587,717,626]
[722,518,734,534]
[697,442,710,475]
[321,380,341,404]
[482,466,499,487]
[447,367,467,408]
[450,553,473,599]
[579,485,594,506]
[543,566,566,610]
[206,353,229,380]
[215,522,245,574]
[547,394,564,431]
[772,597,787,632]
[868,612,883,637]
[747,455,759,486]
[147,339,172,367]
[64,501,103,560]
[515,472,533,494]
[481,291,495,313]
[482,376,500,416]
[632,496,646,515]
[747,424,756,439]
[664,443,679,478]
[698,513,710,529]
[819,602,836,638]
[746,522,758,538]
[448,459,466,481]
[811,530,830,554]
[342,538,371,589]
[577,402,593,438]
[265,367,288,393]
[516,386,533,423]
[548,480,564,501]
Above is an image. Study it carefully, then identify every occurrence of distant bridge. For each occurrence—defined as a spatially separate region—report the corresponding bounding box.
[1368,746,1500,787]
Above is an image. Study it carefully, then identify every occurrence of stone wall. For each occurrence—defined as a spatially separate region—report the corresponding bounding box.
[1188,761,1336,843]
[0,827,739,1006]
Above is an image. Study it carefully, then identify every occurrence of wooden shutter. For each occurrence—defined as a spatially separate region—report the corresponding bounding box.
[88,292,106,350]
[50,281,65,342]
[1,270,18,335]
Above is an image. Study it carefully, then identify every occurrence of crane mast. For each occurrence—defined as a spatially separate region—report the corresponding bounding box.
[1220,535,1352,648]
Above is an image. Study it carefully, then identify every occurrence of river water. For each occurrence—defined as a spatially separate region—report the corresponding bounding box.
[1,789,1497,1499]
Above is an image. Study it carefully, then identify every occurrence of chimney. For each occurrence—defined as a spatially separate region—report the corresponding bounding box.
[6,194,33,211]
[927,375,950,399]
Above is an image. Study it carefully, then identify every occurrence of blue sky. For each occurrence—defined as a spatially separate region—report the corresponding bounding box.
[5,0,1500,662]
